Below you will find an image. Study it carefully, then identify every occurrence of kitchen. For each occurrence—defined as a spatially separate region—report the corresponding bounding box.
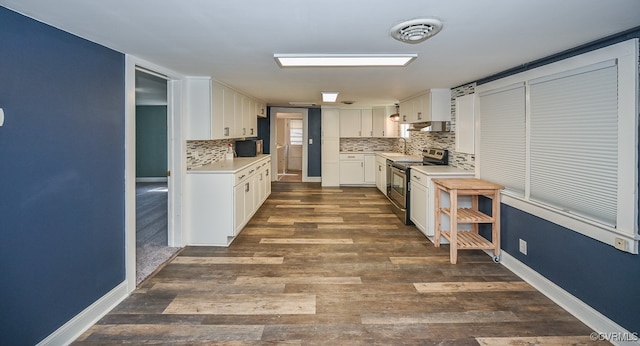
[1,1,640,345]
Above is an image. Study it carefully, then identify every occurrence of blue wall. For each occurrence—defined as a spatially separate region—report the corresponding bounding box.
[0,7,125,345]
[307,108,321,177]
[475,27,640,333]
[136,106,167,177]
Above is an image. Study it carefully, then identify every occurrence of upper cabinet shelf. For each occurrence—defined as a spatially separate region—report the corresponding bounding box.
[399,88,451,124]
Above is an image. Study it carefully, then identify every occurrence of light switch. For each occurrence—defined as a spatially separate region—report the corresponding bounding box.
[309,138,313,144]
[0,108,4,127]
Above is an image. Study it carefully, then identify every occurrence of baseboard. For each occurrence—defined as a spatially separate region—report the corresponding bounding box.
[37,281,129,346]
[303,177,322,183]
[499,251,639,346]
[136,177,168,182]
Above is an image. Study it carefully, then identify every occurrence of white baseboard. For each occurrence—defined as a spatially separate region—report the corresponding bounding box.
[499,252,639,346]
[37,281,129,346]
[303,177,322,183]
[136,177,168,182]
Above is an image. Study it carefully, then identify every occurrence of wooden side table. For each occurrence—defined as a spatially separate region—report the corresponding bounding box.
[433,178,504,264]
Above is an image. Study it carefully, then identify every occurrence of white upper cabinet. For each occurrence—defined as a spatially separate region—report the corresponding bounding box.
[339,109,363,137]
[186,78,265,140]
[372,106,398,137]
[400,88,451,124]
[339,108,375,137]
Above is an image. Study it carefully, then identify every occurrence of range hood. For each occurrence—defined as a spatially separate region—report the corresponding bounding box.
[406,121,450,132]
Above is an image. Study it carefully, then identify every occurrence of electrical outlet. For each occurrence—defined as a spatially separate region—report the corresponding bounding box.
[614,237,628,251]
[519,239,527,255]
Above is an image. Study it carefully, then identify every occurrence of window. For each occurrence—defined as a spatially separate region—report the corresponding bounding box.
[476,39,638,253]
[289,119,303,145]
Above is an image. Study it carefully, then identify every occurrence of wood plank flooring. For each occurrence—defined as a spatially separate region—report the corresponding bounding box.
[75,182,608,345]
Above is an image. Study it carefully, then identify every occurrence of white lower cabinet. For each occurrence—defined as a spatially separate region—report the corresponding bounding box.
[363,154,376,184]
[375,154,388,195]
[407,167,474,242]
[186,156,271,246]
[339,153,376,186]
[409,170,428,232]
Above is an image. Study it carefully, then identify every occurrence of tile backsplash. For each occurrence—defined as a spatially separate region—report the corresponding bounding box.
[340,137,399,152]
[186,139,234,169]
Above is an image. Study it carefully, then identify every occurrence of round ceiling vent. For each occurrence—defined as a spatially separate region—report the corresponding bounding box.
[390,18,443,44]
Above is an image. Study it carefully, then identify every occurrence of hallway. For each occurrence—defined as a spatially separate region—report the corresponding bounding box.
[76,182,603,344]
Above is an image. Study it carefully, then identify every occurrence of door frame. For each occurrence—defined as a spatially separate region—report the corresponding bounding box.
[269,107,310,182]
[125,55,184,291]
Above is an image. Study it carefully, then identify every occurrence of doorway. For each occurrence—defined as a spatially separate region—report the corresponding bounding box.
[269,107,309,183]
[134,69,180,285]
[276,113,303,182]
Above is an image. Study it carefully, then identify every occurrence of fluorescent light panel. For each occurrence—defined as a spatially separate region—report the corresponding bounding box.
[274,54,417,67]
[322,92,339,102]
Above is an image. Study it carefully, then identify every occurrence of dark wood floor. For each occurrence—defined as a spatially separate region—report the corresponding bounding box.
[75,182,607,345]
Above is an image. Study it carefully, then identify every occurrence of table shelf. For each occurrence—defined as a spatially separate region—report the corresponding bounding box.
[433,178,504,264]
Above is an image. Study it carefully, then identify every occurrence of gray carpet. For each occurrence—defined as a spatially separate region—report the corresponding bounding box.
[136,182,181,285]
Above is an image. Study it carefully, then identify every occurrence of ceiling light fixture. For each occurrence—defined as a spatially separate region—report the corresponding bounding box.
[322,92,339,102]
[274,54,417,67]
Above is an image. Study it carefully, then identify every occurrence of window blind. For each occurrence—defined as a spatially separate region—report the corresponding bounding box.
[478,84,526,196]
[529,61,618,226]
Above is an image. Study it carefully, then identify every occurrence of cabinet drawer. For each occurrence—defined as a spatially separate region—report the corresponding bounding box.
[340,153,364,161]
[410,170,428,186]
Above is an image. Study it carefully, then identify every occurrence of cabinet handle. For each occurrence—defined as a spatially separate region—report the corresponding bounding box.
[378,166,381,171]
[251,128,254,135]
[359,131,361,136]
[412,175,421,181]
[361,162,363,167]
[249,169,255,174]
[347,155,355,158]
[266,169,269,176]
[245,182,250,192]
[224,127,229,136]
[402,115,407,122]
[382,131,385,136]
[418,112,422,120]
[239,174,246,179]
[243,128,246,135]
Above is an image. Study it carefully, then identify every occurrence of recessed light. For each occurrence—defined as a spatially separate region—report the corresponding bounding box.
[322,92,339,102]
[274,54,417,67]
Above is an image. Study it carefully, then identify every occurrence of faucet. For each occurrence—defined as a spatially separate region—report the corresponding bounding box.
[398,138,407,155]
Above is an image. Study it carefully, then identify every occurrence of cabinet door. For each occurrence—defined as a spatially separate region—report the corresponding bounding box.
[243,96,256,137]
[375,162,386,194]
[223,86,238,137]
[322,109,340,138]
[363,155,376,184]
[372,107,386,137]
[360,109,373,137]
[185,77,212,140]
[430,89,452,121]
[234,183,246,234]
[339,160,364,184]
[409,180,427,233]
[400,98,416,124]
[264,167,272,197]
[339,109,362,137]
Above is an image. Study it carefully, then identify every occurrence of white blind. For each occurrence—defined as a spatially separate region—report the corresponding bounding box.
[479,84,526,195]
[529,61,618,226]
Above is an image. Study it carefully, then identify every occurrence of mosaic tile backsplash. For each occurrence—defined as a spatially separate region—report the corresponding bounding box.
[340,138,399,152]
[186,139,234,169]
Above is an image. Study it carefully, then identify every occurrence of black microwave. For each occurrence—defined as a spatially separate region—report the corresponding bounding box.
[235,139,263,157]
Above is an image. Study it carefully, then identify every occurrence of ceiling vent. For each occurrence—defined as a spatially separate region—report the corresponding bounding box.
[390,18,443,44]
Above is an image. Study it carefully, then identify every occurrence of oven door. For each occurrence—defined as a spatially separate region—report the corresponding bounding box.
[388,165,407,209]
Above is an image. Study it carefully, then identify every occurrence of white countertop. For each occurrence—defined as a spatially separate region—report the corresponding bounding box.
[188,154,270,174]
[373,152,423,162]
[410,165,474,176]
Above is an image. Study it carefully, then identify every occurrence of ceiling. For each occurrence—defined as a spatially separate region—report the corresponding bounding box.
[3,1,640,107]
